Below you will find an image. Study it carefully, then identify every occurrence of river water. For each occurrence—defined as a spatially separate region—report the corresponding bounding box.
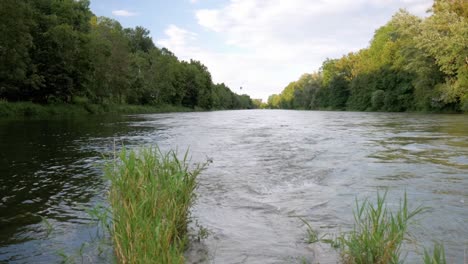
[0,110,467,263]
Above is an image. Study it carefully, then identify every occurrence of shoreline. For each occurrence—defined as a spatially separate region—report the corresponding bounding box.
[1,101,464,120]
[0,101,201,119]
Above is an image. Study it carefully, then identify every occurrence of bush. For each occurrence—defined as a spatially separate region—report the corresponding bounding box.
[371,90,385,111]
[461,94,468,113]
[72,96,90,105]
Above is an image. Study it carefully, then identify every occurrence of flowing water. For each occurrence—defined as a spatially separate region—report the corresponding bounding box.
[0,110,467,263]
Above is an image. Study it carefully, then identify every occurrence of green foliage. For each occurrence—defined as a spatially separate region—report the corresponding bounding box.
[269,1,467,112]
[124,26,155,53]
[302,192,447,264]
[415,0,468,105]
[28,0,93,103]
[321,59,339,87]
[336,192,426,264]
[300,217,324,244]
[267,73,324,110]
[0,101,194,118]
[423,243,447,264]
[372,90,386,111]
[71,95,90,105]
[0,0,253,112]
[0,0,34,101]
[105,147,205,263]
[347,73,375,111]
[328,75,350,110]
[461,93,468,112]
[251,99,267,109]
[267,94,281,109]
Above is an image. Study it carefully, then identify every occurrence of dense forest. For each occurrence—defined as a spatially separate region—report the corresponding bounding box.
[0,0,255,110]
[268,0,467,113]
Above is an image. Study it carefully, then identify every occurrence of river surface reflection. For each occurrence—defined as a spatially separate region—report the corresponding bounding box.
[0,110,467,263]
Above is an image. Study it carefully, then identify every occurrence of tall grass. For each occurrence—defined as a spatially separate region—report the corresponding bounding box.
[106,147,204,264]
[336,192,426,264]
[0,100,194,118]
[302,192,435,263]
[423,243,446,264]
[0,100,89,118]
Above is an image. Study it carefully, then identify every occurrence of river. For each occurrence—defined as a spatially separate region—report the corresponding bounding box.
[0,110,467,263]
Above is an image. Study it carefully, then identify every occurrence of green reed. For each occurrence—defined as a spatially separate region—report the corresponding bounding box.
[105,147,204,264]
[423,243,446,264]
[336,192,426,264]
[302,191,446,264]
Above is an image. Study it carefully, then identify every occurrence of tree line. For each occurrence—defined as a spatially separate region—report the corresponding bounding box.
[268,0,467,113]
[0,0,255,110]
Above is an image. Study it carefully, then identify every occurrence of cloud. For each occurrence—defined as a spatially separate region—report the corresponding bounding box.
[112,10,138,17]
[156,25,198,50]
[157,0,433,101]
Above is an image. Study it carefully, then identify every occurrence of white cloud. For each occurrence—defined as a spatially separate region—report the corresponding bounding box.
[112,10,138,17]
[157,0,433,101]
[156,25,198,51]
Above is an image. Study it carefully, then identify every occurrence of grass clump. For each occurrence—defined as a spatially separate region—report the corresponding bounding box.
[336,192,426,264]
[300,217,324,244]
[423,243,446,264]
[302,192,441,264]
[106,147,204,264]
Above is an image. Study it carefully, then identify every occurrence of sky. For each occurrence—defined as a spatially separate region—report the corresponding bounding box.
[90,0,433,101]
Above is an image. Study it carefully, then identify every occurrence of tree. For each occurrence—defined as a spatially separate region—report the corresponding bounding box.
[416,0,468,106]
[327,75,349,110]
[267,94,281,109]
[0,0,255,110]
[88,17,130,103]
[125,26,155,53]
[0,0,34,101]
[371,90,385,111]
[28,0,93,103]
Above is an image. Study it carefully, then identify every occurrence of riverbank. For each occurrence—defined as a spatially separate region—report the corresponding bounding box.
[0,101,197,119]
[105,147,204,263]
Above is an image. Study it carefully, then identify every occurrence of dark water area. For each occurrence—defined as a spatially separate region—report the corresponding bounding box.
[0,116,136,263]
[0,110,467,263]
